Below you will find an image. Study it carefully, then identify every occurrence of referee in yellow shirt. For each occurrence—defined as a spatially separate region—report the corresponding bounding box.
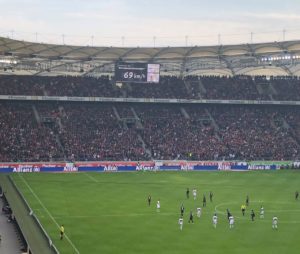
[241,204,246,216]
[60,225,65,240]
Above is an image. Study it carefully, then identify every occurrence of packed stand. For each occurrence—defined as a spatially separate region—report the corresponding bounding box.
[1,75,300,101]
[0,101,299,162]
[210,105,300,160]
[59,103,146,161]
[200,76,268,100]
[0,102,62,162]
[270,76,300,101]
[135,105,226,160]
[127,76,192,99]
[0,75,45,95]
[0,75,121,97]
[281,108,300,143]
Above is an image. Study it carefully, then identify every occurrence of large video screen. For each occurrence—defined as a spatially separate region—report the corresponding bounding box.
[115,62,160,83]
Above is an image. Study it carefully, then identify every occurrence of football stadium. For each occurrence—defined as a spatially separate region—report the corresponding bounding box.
[0,1,300,254]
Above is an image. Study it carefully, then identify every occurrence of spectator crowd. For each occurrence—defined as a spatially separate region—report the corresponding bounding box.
[0,100,299,162]
[0,75,299,100]
[0,75,299,162]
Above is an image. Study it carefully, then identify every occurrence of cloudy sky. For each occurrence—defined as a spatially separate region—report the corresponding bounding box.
[0,0,300,46]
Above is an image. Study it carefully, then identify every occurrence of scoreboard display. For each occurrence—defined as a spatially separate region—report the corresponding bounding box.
[115,62,160,83]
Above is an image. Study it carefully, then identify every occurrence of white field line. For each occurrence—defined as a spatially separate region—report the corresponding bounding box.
[18,174,80,254]
[84,172,98,183]
[53,212,179,218]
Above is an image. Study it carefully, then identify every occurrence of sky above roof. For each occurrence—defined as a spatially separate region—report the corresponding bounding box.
[0,0,300,47]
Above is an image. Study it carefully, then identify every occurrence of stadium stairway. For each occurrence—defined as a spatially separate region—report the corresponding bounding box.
[204,108,221,141]
[197,78,206,98]
[113,106,122,121]
[183,79,193,96]
[32,105,41,124]
[180,107,190,119]
[130,107,144,129]
[205,109,219,131]
[36,105,66,161]
[255,81,274,100]
[0,194,25,254]
[129,107,152,158]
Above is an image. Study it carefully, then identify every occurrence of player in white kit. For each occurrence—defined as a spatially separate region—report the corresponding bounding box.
[178,217,183,230]
[272,216,278,229]
[196,207,202,218]
[229,215,234,228]
[193,189,197,200]
[212,213,218,228]
[156,200,160,212]
[260,206,264,218]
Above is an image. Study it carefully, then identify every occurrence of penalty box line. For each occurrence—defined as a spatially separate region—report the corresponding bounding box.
[18,173,80,254]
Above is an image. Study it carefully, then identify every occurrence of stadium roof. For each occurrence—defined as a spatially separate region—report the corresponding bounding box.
[1,37,300,77]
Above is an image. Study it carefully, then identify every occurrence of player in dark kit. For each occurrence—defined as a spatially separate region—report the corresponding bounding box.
[186,188,190,199]
[148,195,151,206]
[180,204,185,216]
[295,191,299,200]
[188,211,194,223]
[203,195,207,207]
[226,209,232,221]
[251,210,255,221]
[246,195,249,206]
[209,191,213,202]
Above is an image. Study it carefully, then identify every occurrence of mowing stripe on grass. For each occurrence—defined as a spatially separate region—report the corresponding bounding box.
[18,173,80,254]
[83,172,98,183]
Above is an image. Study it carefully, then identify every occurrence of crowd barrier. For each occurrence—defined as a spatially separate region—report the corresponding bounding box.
[0,161,284,173]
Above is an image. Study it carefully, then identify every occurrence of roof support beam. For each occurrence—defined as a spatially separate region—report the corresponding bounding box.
[281,65,293,76]
[82,61,114,77]
[149,48,168,62]
[180,46,197,77]
[218,45,235,76]
[33,59,85,76]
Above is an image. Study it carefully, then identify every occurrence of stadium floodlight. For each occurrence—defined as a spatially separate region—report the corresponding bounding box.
[0,59,17,64]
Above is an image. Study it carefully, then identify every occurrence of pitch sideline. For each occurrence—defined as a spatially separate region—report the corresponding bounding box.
[18,173,81,254]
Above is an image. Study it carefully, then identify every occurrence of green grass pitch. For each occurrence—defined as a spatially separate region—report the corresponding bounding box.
[11,170,300,254]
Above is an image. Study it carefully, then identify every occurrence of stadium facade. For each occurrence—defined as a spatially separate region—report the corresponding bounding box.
[0,37,300,77]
